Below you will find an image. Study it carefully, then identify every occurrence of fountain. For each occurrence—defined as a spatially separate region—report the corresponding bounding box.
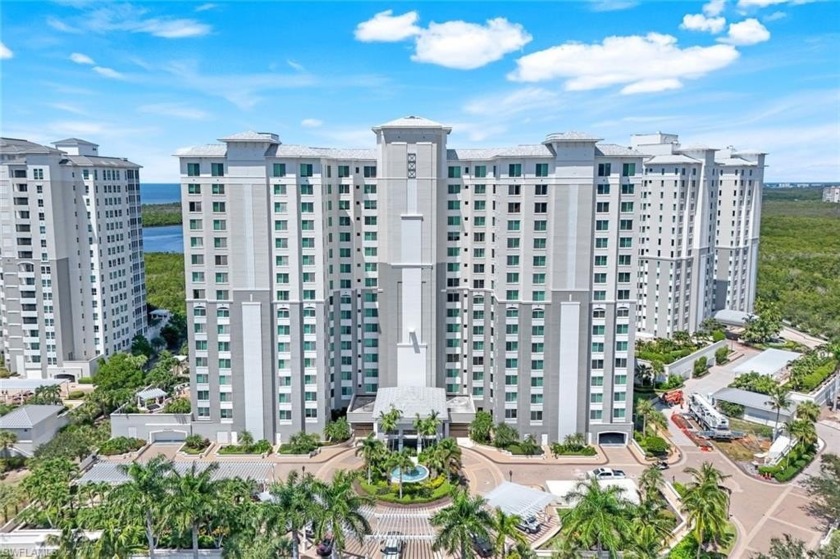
[389,457,430,484]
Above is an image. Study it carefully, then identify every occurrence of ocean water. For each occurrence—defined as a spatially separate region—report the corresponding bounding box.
[141,183,180,205]
[143,224,184,253]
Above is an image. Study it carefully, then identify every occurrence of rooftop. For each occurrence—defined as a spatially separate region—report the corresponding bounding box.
[62,155,140,168]
[714,308,753,327]
[0,138,63,156]
[645,154,701,165]
[53,138,98,146]
[218,131,280,143]
[372,386,449,421]
[733,348,802,377]
[712,387,796,416]
[77,461,274,485]
[544,131,603,142]
[0,378,66,392]
[374,115,450,130]
[0,405,65,429]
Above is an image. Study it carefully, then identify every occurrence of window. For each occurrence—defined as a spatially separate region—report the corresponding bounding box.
[212,201,226,212]
[187,163,200,176]
[508,184,520,196]
[596,202,610,213]
[597,163,611,177]
[474,166,487,178]
[595,238,608,249]
[622,162,636,176]
[212,184,225,195]
[508,164,522,177]
[620,202,634,213]
[363,184,376,194]
[448,166,461,178]
[535,163,549,177]
[273,163,286,177]
[597,184,610,195]
[188,184,201,194]
[448,184,461,194]
[533,255,546,267]
[363,166,377,178]
[619,219,633,231]
[300,163,314,177]
[274,184,287,195]
[507,220,520,231]
[211,163,224,177]
[534,202,547,214]
[534,238,546,249]
[621,184,635,194]
[596,220,609,231]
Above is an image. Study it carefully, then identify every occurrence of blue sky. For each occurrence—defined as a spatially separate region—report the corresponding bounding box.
[1,0,838,182]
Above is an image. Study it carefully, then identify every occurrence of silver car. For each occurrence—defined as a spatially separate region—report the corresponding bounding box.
[382,532,404,558]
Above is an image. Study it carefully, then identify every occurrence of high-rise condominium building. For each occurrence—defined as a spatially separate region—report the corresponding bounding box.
[176,117,645,446]
[631,134,765,337]
[0,138,146,379]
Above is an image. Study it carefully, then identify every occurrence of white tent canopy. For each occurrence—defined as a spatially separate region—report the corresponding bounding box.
[483,481,555,518]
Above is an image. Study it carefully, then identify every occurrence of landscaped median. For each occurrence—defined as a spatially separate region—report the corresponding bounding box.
[358,473,454,505]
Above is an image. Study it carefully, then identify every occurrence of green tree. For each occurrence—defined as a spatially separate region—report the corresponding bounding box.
[635,399,655,436]
[21,458,78,529]
[313,470,372,559]
[388,448,415,499]
[638,464,665,503]
[378,406,402,451]
[796,400,821,423]
[30,384,62,405]
[493,422,519,449]
[488,507,526,558]
[163,397,191,414]
[115,455,174,559]
[802,453,840,522]
[238,430,254,450]
[518,434,540,456]
[431,489,493,559]
[0,430,17,455]
[681,462,731,559]
[131,334,154,358]
[469,410,494,444]
[323,417,351,443]
[765,385,792,440]
[93,353,147,392]
[559,478,631,556]
[551,537,583,559]
[267,469,318,559]
[356,433,386,483]
[750,533,840,559]
[164,462,221,559]
[433,438,463,482]
[743,300,783,344]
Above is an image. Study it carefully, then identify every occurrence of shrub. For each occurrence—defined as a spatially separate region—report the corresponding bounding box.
[729,371,778,395]
[657,375,684,390]
[712,330,726,342]
[67,390,86,400]
[492,422,519,449]
[278,431,320,454]
[78,377,95,385]
[163,397,191,414]
[99,437,145,456]
[323,417,351,443]
[715,346,730,365]
[636,433,670,456]
[469,410,493,444]
[693,357,709,377]
[183,434,210,453]
[718,401,744,418]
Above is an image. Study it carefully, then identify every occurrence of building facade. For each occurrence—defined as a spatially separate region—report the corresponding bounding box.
[823,186,840,203]
[176,118,646,445]
[631,134,765,337]
[0,138,146,379]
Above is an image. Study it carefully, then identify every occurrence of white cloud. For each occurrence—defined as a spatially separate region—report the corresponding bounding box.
[301,118,323,128]
[681,14,727,33]
[48,103,88,115]
[135,19,211,38]
[194,3,217,12]
[588,0,639,11]
[464,87,561,117]
[509,33,740,94]
[92,66,125,79]
[720,19,771,45]
[69,52,95,65]
[763,11,787,21]
[287,60,305,72]
[48,4,211,39]
[138,103,209,120]
[703,0,727,16]
[355,12,531,70]
[412,18,532,70]
[621,78,683,94]
[0,42,12,60]
[354,10,420,42]
[737,0,802,7]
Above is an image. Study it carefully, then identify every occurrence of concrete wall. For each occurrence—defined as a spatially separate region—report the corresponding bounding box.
[664,339,727,379]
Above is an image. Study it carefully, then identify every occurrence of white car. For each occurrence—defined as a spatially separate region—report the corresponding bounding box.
[589,467,627,480]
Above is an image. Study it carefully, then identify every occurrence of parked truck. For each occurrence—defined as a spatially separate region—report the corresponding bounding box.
[688,393,730,432]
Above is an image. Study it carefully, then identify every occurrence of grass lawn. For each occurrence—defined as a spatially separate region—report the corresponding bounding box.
[728,418,774,438]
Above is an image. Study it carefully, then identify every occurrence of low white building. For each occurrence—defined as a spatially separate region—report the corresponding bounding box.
[0,404,68,456]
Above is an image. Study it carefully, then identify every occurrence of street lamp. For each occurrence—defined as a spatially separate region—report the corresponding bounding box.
[508,470,513,482]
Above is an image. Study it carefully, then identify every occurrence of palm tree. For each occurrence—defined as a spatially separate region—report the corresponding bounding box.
[237,430,254,450]
[378,406,402,451]
[682,462,731,558]
[518,434,540,457]
[45,526,92,559]
[635,399,655,435]
[796,400,821,423]
[559,478,631,556]
[630,498,672,556]
[388,448,415,499]
[786,419,818,452]
[766,385,792,441]
[508,540,537,559]
[488,507,526,558]
[431,489,493,559]
[116,455,174,559]
[313,470,373,559]
[86,516,145,559]
[414,411,440,453]
[268,469,318,559]
[0,430,17,456]
[356,433,386,483]
[434,438,463,482]
[551,536,582,559]
[638,464,665,502]
[164,462,221,559]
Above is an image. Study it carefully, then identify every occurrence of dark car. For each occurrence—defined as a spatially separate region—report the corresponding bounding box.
[316,536,333,557]
[471,534,493,558]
